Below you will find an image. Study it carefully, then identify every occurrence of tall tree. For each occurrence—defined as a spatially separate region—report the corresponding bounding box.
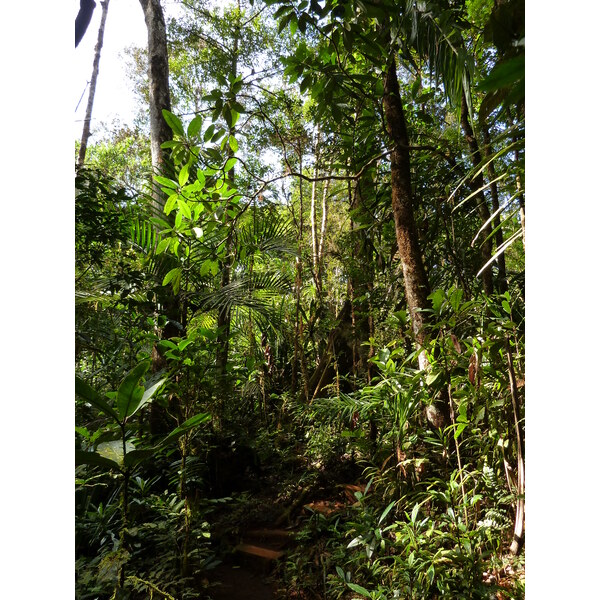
[382,55,432,365]
[139,0,173,212]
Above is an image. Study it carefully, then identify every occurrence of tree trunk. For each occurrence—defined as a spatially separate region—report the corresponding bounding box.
[215,13,241,390]
[349,171,376,380]
[459,91,494,296]
[139,0,179,437]
[382,55,431,360]
[382,55,452,429]
[139,0,172,213]
[481,125,508,293]
[77,0,110,168]
[505,341,525,554]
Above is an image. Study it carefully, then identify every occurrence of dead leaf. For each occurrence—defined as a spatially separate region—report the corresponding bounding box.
[450,334,462,354]
[468,352,479,386]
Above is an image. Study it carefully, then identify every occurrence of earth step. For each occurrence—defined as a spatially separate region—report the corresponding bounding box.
[234,543,286,575]
[235,543,286,561]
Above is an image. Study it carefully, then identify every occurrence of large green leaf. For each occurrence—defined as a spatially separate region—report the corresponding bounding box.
[116,361,150,421]
[127,377,167,420]
[347,582,371,598]
[162,109,185,137]
[157,412,212,448]
[97,440,136,467]
[75,377,120,423]
[75,449,121,471]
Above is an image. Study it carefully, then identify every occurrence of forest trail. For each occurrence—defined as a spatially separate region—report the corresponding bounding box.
[205,527,296,599]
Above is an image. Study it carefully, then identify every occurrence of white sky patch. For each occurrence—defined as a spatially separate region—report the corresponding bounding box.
[74,0,178,140]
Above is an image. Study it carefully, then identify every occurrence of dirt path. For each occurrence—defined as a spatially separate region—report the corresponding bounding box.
[205,562,277,600]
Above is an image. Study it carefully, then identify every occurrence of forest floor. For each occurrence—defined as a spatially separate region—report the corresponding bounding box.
[204,562,277,600]
[197,454,354,600]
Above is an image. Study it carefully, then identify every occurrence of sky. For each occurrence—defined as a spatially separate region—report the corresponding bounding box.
[74,0,149,138]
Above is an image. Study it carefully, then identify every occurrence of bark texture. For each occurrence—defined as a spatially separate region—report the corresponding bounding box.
[139,0,172,212]
[382,56,431,352]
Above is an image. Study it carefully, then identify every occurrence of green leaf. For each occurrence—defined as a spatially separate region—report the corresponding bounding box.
[411,502,420,523]
[187,115,203,138]
[378,500,396,525]
[426,371,442,386]
[97,440,135,467]
[278,12,293,34]
[273,5,292,19]
[75,377,120,423]
[229,135,238,153]
[177,198,192,220]
[127,377,166,420]
[163,267,181,286]
[157,412,211,448]
[75,449,121,471]
[347,583,371,598]
[164,193,178,215]
[204,124,215,142]
[223,105,232,128]
[154,175,178,190]
[478,54,524,93]
[179,164,190,187]
[116,362,150,420]
[200,260,212,277]
[178,339,193,351]
[155,237,171,255]
[162,109,185,137]
[224,157,238,172]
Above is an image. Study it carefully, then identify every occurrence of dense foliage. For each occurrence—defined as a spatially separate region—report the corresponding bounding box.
[75,0,525,598]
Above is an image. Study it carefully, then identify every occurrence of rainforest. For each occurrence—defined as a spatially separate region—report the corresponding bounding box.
[74,1,526,598]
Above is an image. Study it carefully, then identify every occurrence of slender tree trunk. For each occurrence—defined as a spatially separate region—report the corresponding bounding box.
[139,0,172,213]
[318,177,329,275]
[459,91,494,296]
[349,171,375,379]
[139,0,179,437]
[382,55,452,429]
[215,15,240,389]
[514,147,525,247]
[77,0,110,168]
[310,129,323,296]
[481,125,508,293]
[506,341,525,555]
[382,55,431,361]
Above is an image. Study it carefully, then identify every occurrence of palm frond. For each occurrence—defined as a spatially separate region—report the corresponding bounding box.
[238,210,297,258]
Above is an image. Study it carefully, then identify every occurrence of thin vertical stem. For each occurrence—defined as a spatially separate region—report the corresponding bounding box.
[77,0,110,168]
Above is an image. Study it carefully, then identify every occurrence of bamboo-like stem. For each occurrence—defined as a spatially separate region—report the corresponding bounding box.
[506,340,525,555]
[447,383,468,525]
